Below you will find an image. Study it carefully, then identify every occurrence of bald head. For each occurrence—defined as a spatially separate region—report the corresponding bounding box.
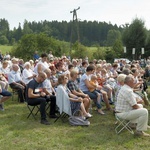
[38,72,47,78]
[37,72,47,83]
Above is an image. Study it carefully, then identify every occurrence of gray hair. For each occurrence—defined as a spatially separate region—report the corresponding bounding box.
[122,68,131,75]
[124,74,134,84]
[70,69,78,77]
[124,64,131,69]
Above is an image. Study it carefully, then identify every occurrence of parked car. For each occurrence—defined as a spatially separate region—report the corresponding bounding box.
[114,58,131,64]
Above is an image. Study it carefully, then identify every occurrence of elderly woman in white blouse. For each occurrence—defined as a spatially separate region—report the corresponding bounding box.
[0,60,11,79]
[22,62,36,85]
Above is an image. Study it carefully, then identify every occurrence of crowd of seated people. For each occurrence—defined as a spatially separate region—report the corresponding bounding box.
[0,51,150,131]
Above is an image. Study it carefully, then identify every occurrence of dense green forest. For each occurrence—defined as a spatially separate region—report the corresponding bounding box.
[0,18,150,60]
[0,18,121,46]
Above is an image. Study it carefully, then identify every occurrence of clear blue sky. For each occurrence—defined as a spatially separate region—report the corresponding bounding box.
[1,0,150,29]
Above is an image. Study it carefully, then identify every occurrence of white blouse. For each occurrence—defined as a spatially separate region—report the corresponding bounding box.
[22,68,36,84]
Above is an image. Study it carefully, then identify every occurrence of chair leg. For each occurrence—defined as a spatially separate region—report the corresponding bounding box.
[61,113,69,123]
[46,102,50,116]
[27,105,40,119]
[115,118,134,134]
[34,106,40,116]
[54,112,69,123]
[54,113,63,123]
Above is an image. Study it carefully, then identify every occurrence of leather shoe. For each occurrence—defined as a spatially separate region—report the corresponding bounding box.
[41,119,50,125]
[134,131,150,137]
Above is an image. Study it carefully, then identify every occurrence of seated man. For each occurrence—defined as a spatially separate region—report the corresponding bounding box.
[27,72,56,125]
[8,64,26,103]
[0,85,12,111]
[67,69,92,115]
[115,74,150,137]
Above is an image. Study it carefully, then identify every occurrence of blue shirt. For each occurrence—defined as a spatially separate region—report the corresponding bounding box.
[79,73,89,92]
[33,54,40,60]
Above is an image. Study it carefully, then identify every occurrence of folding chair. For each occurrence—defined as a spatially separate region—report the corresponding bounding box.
[115,114,134,134]
[54,112,69,123]
[45,101,51,116]
[27,102,50,119]
[27,103,40,119]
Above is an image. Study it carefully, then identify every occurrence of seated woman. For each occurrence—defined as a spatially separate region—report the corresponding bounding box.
[0,60,11,80]
[22,62,37,85]
[79,65,111,114]
[57,74,91,118]
[0,72,9,90]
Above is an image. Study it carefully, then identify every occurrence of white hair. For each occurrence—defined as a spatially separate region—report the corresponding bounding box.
[117,74,127,83]
[24,62,31,68]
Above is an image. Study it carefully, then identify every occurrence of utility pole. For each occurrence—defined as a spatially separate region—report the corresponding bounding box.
[70,7,80,56]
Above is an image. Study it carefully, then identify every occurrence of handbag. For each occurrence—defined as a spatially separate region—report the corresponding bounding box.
[69,116,90,126]
[68,110,90,126]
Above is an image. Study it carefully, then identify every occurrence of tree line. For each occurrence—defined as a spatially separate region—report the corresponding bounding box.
[0,18,150,60]
[0,18,121,46]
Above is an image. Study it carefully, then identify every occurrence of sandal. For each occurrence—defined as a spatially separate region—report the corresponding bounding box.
[98,110,105,115]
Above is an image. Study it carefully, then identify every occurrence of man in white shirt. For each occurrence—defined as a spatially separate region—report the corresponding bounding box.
[34,53,49,75]
[8,64,26,103]
[116,74,150,137]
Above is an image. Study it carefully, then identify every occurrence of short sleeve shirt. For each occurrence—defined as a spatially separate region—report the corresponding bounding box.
[79,73,89,92]
[27,79,44,99]
[115,84,137,112]
[67,80,79,92]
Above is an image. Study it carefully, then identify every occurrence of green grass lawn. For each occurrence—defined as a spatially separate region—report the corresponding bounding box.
[0,45,13,54]
[1,97,150,150]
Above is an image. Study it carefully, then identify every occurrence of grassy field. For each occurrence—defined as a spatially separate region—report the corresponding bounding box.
[1,95,150,150]
[0,45,149,149]
[0,45,13,54]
